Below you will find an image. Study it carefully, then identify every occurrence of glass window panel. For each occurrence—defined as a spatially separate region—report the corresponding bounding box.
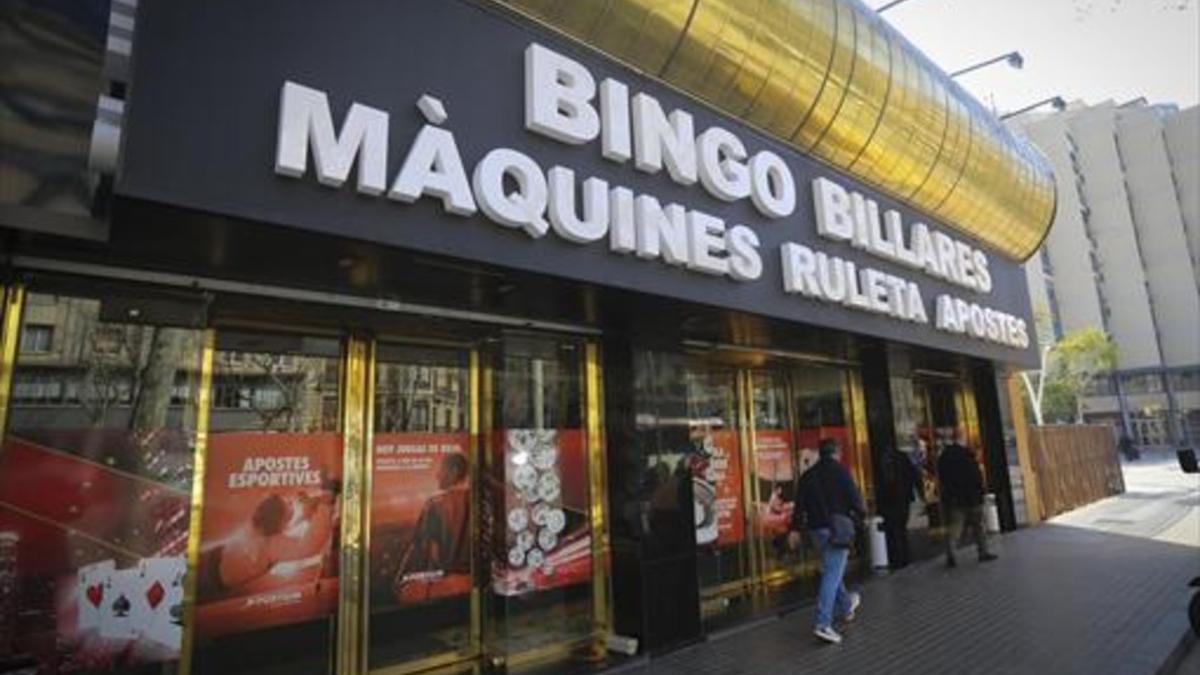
[1,291,203,674]
[486,334,594,658]
[368,344,473,670]
[749,370,799,580]
[190,331,343,675]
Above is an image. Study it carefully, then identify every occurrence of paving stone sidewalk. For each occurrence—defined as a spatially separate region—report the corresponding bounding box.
[617,458,1200,675]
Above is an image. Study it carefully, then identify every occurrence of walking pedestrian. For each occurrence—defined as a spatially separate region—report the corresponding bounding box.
[937,433,997,567]
[787,439,865,645]
[878,444,922,569]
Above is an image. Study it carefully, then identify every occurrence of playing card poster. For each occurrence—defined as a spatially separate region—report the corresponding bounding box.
[489,428,591,597]
[194,432,342,639]
[689,430,744,547]
[369,432,473,607]
[0,434,193,672]
[752,430,796,539]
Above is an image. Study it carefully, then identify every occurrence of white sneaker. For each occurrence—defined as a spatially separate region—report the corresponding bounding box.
[813,625,843,644]
[844,592,862,622]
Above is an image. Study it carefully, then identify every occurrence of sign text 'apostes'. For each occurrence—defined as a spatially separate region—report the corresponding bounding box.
[272,42,1028,350]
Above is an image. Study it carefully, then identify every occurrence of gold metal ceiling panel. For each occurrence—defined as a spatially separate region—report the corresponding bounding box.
[493,0,1055,260]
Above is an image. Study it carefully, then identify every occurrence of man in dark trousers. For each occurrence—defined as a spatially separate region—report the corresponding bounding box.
[878,444,921,569]
[787,439,865,645]
[937,433,997,567]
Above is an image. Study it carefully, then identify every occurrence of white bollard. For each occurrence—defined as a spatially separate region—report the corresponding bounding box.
[868,515,889,569]
[983,493,1001,534]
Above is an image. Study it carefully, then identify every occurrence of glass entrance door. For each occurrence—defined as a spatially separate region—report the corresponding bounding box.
[682,365,749,614]
[748,370,798,584]
[192,330,345,675]
[366,343,475,673]
[484,334,600,665]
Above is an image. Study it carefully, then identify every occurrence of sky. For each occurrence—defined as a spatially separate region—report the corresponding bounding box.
[880,0,1200,114]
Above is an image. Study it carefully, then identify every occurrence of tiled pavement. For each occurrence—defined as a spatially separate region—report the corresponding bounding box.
[615,457,1200,675]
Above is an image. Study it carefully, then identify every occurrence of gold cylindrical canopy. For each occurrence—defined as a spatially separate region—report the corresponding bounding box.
[493,0,1055,260]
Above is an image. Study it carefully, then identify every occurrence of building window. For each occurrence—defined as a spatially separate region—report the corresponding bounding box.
[1171,369,1200,392]
[19,324,53,353]
[1122,373,1164,394]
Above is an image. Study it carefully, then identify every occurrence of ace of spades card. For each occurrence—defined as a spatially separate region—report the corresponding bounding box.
[99,567,143,641]
[76,559,116,635]
[137,556,187,651]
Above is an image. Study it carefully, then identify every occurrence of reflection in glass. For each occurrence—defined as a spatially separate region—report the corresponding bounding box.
[682,367,746,600]
[191,332,342,675]
[750,371,797,580]
[0,292,202,673]
[368,345,473,670]
[486,334,594,659]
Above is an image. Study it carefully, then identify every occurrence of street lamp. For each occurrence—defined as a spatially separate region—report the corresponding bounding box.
[876,0,920,12]
[950,51,1024,79]
[999,96,1067,120]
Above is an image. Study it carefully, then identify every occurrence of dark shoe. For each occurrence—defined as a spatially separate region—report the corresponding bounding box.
[979,553,998,563]
[945,556,957,568]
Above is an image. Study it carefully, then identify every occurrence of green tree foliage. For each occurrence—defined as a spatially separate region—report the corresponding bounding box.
[1021,326,1118,425]
[1053,327,1119,423]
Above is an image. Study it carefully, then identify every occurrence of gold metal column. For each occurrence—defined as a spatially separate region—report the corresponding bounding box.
[741,370,770,591]
[179,329,215,675]
[338,336,372,675]
[583,341,611,648]
[846,370,873,508]
[734,370,761,592]
[0,285,25,440]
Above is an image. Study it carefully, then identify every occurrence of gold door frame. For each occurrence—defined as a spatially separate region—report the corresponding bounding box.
[178,330,215,675]
[338,335,372,675]
[359,339,485,675]
[743,368,796,591]
[0,287,220,675]
[743,363,872,593]
[695,364,756,605]
[346,334,611,674]
[481,336,612,672]
[0,284,25,440]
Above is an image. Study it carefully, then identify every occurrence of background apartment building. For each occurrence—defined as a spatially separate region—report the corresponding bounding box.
[1013,100,1200,449]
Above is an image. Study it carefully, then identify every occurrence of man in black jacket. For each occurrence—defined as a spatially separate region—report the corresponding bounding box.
[787,439,865,645]
[937,433,997,567]
[878,444,922,569]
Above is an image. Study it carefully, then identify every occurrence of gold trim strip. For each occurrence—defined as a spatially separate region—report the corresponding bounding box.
[584,341,610,646]
[468,348,482,652]
[0,285,25,441]
[359,338,378,671]
[179,328,215,675]
[734,370,758,593]
[847,369,873,509]
[741,370,766,588]
[338,336,371,675]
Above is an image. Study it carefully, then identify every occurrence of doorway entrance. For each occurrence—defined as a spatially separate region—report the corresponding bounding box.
[628,348,870,633]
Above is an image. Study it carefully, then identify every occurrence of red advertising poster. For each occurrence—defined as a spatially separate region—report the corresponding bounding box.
[690,430,744,547]
[489,429,591,597]
[752,430,795,539]
[194,432,342,639]
[0,433,191,672]
[370,432,473,607]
